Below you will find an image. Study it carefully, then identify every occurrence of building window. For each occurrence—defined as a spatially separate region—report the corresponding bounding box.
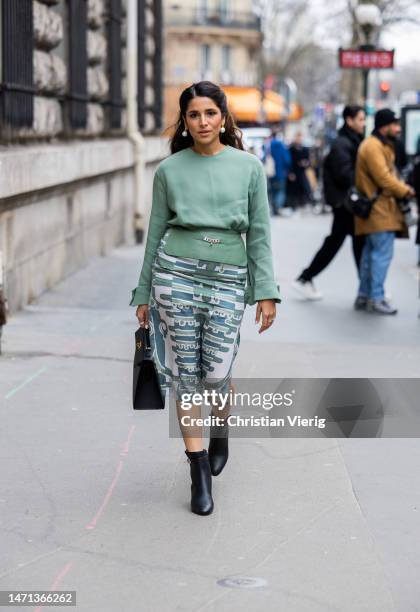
[221,45,231,72]
[197,0,207,23]
[221,45,231,83]
[200,44,211,79]
[219,0,231,23]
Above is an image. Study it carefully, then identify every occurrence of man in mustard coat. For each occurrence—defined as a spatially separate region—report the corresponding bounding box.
[355,109,415,315]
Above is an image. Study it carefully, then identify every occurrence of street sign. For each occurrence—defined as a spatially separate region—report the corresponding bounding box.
[339,49,394,69]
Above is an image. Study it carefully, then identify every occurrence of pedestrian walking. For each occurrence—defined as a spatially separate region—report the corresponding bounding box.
[286,132,312,210]
[409,138,420,267]
[130,81,281,516]
[394,135,409,176]
[409,140,420,318]
[293,105,366,300]
[311,138,324,185]
[266,129,291,216]
[354,108,415,315]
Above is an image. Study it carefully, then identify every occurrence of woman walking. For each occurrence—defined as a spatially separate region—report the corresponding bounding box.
[286,132,312,210]
[130,81,281,516]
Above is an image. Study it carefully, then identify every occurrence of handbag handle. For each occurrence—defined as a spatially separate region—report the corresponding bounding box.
[135,326,152,353]
[144,326,151,351]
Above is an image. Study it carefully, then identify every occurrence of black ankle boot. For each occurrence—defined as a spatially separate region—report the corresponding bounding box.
[185,449,214,515]
[208,417,229,476]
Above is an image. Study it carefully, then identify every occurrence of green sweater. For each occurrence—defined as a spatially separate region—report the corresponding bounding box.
[130,144,281,307]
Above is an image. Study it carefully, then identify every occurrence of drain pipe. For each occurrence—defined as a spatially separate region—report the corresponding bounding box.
[126,0,146,244]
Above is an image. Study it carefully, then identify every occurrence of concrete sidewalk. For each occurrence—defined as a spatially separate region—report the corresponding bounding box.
[1,212,419,611]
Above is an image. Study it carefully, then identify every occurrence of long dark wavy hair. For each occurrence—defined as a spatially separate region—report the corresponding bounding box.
[168,81,244,154]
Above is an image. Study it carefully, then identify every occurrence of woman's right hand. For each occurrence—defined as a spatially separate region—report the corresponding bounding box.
[136,304,149,328]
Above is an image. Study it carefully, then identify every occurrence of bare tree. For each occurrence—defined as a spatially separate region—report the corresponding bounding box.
[255,0,420,109]
[372,0,420,27]
[254,0,317,75]
[254,0,338,112]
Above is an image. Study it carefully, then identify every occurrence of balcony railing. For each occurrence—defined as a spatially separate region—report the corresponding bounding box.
[166,7,261,31]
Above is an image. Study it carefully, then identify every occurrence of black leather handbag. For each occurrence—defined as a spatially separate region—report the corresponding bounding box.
[132,326,165,410]
[344,186,381,219]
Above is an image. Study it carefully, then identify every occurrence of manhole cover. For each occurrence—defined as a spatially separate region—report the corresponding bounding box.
[217,576,268,589]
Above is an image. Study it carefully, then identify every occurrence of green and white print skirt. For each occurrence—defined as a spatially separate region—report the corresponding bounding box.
[149,232,247,402]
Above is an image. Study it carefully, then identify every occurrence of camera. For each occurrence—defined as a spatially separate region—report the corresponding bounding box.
[397,198,417,227]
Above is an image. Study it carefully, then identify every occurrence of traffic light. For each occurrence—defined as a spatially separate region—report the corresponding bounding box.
[379,81,391,100]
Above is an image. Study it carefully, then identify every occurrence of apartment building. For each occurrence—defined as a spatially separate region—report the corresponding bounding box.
[162,0,266,127]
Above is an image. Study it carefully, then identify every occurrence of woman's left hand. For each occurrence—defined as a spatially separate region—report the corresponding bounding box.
[255,300,276,334]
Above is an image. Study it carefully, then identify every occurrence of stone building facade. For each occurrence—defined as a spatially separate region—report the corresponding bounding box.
[163,0,262,128]
[0,0,165,316]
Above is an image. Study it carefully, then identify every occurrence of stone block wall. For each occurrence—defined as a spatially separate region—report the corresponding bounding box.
[26,0,66,137]
[86,0,108,134]
[0,136,168,314]
[0,140,135,313]
[13,0,128,140]
[0,1,165,316]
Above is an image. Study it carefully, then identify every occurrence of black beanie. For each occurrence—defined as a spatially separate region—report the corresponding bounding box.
[374,108,399,130]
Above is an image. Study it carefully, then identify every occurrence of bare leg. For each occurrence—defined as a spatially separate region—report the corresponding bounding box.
[176,400,204,452]
[209,382,235,422]
[175,382,235,450]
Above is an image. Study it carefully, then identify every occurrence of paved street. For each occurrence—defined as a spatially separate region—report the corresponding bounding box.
[1,211,420,612]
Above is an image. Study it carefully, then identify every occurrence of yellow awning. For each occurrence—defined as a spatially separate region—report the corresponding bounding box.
[163,84,304,130]
[288,102,304,122]
[223,86,286,123]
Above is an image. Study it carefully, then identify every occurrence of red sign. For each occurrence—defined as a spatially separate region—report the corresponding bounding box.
[339,49,394,69]
[264,74,275,90]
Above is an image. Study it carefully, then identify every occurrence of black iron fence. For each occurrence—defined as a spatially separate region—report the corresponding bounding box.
[0,0,162,138]
[138,0,163,131]
[107,0,124,129]
[68,0,88,130]
[0,0,34,135]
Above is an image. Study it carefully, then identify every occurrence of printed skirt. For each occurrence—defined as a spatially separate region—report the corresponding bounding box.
[149,232,247,402]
